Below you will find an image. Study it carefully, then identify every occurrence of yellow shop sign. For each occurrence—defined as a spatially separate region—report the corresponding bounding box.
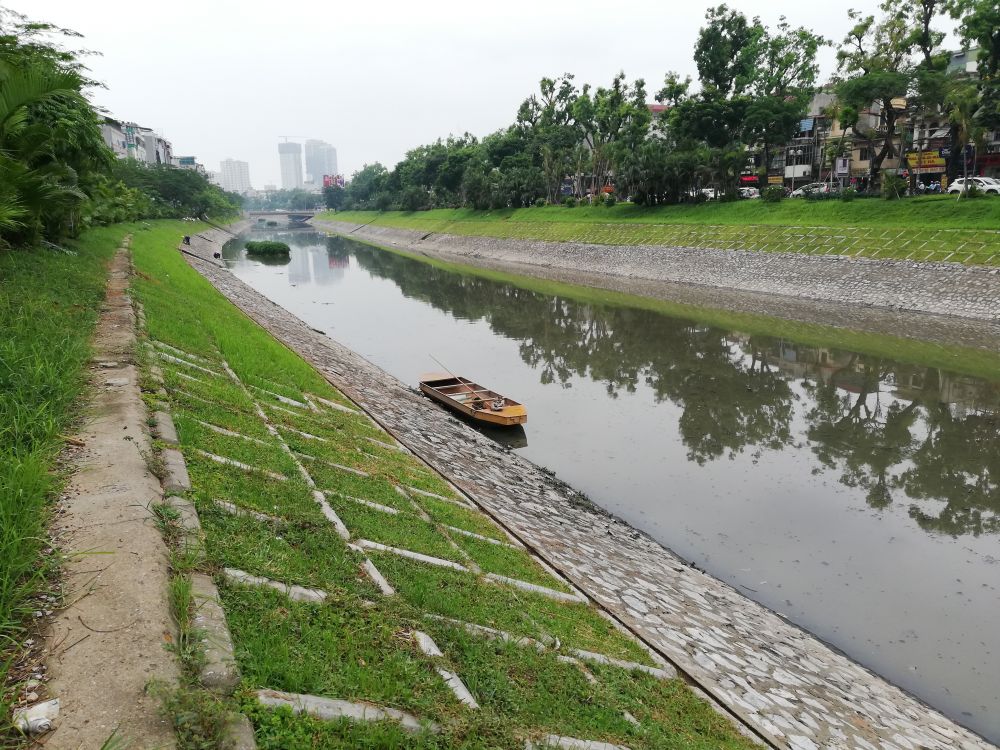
[906,151,946,170]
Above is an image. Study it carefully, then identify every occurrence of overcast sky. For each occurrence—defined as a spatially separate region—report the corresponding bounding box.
[19,0,956,187]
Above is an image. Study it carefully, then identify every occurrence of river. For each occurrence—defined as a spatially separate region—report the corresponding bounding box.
[224,228,1000,743]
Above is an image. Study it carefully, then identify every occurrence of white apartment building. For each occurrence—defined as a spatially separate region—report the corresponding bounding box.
[220,158,252,194]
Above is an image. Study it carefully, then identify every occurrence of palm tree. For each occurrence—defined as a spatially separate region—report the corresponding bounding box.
[0,61,87,245]
[947,77,982,200]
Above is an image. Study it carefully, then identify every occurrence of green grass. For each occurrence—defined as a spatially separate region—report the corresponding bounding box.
[413,497,507,542]
[222,586,455,716]
[183,437,323,522]
[327,195,1000,229]
[0,224,129,709]
[326,495,463,562]
[451,535,567,591]
[322,197,1000,265]
[174,414,296,477]
[130,219,757,749]
[426,622,751,750]
[199,506,377,598]
[367,552,649,664]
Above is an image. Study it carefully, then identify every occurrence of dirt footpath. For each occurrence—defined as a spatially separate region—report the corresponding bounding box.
[43,242,177,748]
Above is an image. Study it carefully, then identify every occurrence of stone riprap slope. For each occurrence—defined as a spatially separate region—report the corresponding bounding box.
[185,227,995,750]
[313,219,1000,323]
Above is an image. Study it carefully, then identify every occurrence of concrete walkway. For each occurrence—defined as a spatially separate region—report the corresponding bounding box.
[187,228,994,750]
[43,241,178,748]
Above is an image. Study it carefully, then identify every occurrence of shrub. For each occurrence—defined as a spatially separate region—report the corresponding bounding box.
[881,174,907,200]
[533,198,546,208]
[399,186,428,212]
[374,192,394,211]
[965,184,983,199]
[603,193,617,207]
[563,196,577,207]
[244,241,290,256]
[840,187,857,202]
[762,185,784,203]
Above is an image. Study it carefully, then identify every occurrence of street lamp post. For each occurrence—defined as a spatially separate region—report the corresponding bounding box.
[789,148,803,194]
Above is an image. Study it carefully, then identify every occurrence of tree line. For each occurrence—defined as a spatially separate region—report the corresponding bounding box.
[325,0,997,211]
[0,8,240,249]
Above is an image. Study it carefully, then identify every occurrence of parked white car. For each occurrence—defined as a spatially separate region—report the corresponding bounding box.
[947,177,1000,195]
[789,182,830,197]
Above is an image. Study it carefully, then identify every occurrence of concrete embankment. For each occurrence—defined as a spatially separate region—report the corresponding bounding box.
[312,219,1000,331]
[186,224,995,750]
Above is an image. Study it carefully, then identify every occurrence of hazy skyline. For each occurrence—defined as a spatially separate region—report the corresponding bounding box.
[20,1,958,188]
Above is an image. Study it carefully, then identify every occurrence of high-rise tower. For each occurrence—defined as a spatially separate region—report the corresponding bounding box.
[304,139,338,185]
[278,142,303,190]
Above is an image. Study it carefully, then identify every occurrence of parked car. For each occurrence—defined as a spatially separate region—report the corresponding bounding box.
[947,177,1000,195]
[789,182,830,197]
[738,187,760,199]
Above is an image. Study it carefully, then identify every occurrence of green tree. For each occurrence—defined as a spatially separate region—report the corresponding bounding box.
[948,0,1000,129]
[0,8,109,244]
[573,73,650,196]
[693,4,766,98]
[323,184,345,211]
[344,163,388,207]
[518,75,581,203]
[836,1,914,191]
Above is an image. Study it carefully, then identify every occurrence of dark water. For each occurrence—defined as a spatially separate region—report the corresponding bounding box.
[224,229,1000,741]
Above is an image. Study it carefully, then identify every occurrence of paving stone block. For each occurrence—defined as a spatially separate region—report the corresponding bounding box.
[161,448,191,493]
[191,573,240,693]
[153,411,178,444]
[255,689,438,733]
[220,713,257,750]
[223,568,327,603]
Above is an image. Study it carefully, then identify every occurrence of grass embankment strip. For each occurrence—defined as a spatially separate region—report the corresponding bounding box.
[0,225,128,711]
[342,236,1000,382]
[130,221,758,748]
[329,196,1000,229]
[323,197,1000,265]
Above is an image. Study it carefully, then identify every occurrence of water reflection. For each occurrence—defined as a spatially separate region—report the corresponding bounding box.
[347,239,1000,538]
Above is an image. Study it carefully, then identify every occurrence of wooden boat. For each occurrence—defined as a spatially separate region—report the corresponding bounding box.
[419,374,527,426]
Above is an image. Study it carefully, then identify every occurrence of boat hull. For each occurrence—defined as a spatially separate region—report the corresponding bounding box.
[419,376,527,427]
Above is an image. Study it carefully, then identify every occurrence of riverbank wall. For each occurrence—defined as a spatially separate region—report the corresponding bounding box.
[192,224,994,750]
[311,219,1000,331]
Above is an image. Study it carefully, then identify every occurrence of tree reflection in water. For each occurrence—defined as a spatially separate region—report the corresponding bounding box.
[342,237,1000,537]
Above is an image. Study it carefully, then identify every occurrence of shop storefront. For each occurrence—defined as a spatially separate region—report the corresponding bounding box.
[905,150,947,185]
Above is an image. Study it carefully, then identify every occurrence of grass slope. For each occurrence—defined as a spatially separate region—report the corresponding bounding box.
[327,196,1000,229]
[322,198,1000,265]
[0,225,128,712]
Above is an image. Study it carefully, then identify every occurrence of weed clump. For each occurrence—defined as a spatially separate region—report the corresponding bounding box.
[245,241,290,256]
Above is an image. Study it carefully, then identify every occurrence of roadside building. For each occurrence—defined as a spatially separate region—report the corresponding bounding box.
[100,118,130,158]
[100,118,174,166]
[134,126,173,166]
[174,155,207,175]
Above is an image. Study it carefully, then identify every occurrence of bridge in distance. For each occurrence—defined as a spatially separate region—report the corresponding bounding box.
[246,210,320,224]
